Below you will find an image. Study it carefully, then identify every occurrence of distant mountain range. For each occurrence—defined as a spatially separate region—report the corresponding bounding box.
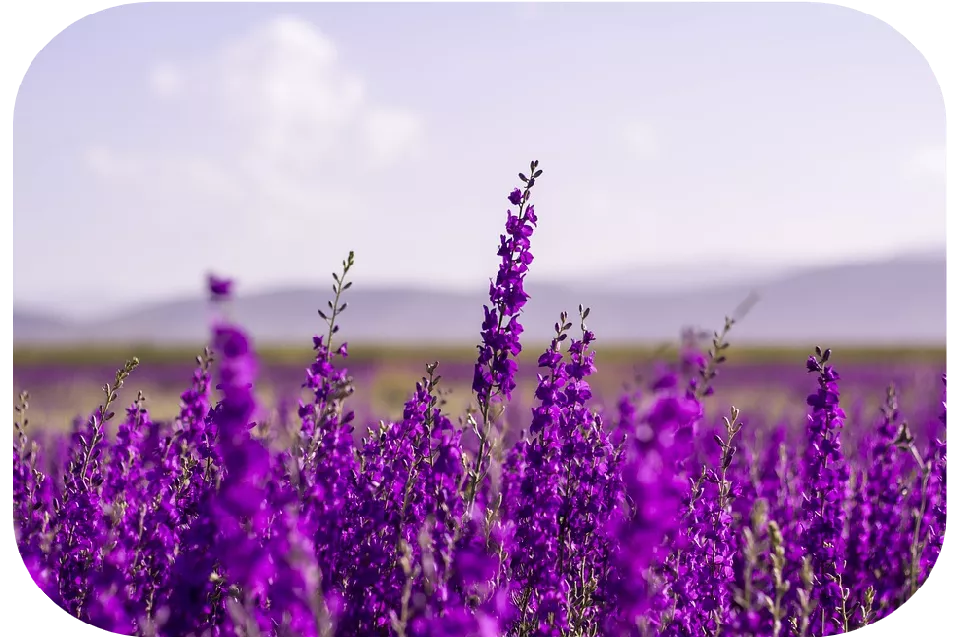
[13,253,946,346]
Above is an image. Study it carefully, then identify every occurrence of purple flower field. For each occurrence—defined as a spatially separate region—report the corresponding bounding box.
[13,163,946,637]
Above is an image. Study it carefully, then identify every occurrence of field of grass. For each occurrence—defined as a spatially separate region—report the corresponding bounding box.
[13,342,947,367]
[13,342,946,428]
[12,342,948,366]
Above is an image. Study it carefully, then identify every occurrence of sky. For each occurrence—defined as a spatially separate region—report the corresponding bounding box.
[13,2,946,317]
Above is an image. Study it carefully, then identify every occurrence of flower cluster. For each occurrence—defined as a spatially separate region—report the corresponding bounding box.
[13,162,947,637]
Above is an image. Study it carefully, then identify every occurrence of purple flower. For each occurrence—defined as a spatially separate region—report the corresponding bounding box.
[13,162,949,638]
[208,273,234,300]
[602,388,702,635]
[798,348,850,635]
[467,162,541,510]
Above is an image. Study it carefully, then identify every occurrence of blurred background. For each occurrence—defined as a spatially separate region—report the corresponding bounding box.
[13,3,945,427]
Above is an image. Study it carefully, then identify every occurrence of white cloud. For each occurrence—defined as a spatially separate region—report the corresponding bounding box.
[903,145,946,181]
[86,15,425,246]
[213,16,371,168]
[623,120,658,159]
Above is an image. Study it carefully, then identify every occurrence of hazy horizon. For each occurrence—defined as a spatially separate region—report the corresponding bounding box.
[13,244,947,321]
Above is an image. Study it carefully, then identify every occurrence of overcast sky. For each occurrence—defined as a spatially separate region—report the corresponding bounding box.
[13,2,945,317]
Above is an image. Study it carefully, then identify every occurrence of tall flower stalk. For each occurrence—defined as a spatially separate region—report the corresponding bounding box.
[799,347,850,636]
[467,161,541,512]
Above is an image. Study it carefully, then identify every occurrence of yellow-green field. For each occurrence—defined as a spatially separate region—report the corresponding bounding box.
[13,343,946,432]
[12,342,947,367]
